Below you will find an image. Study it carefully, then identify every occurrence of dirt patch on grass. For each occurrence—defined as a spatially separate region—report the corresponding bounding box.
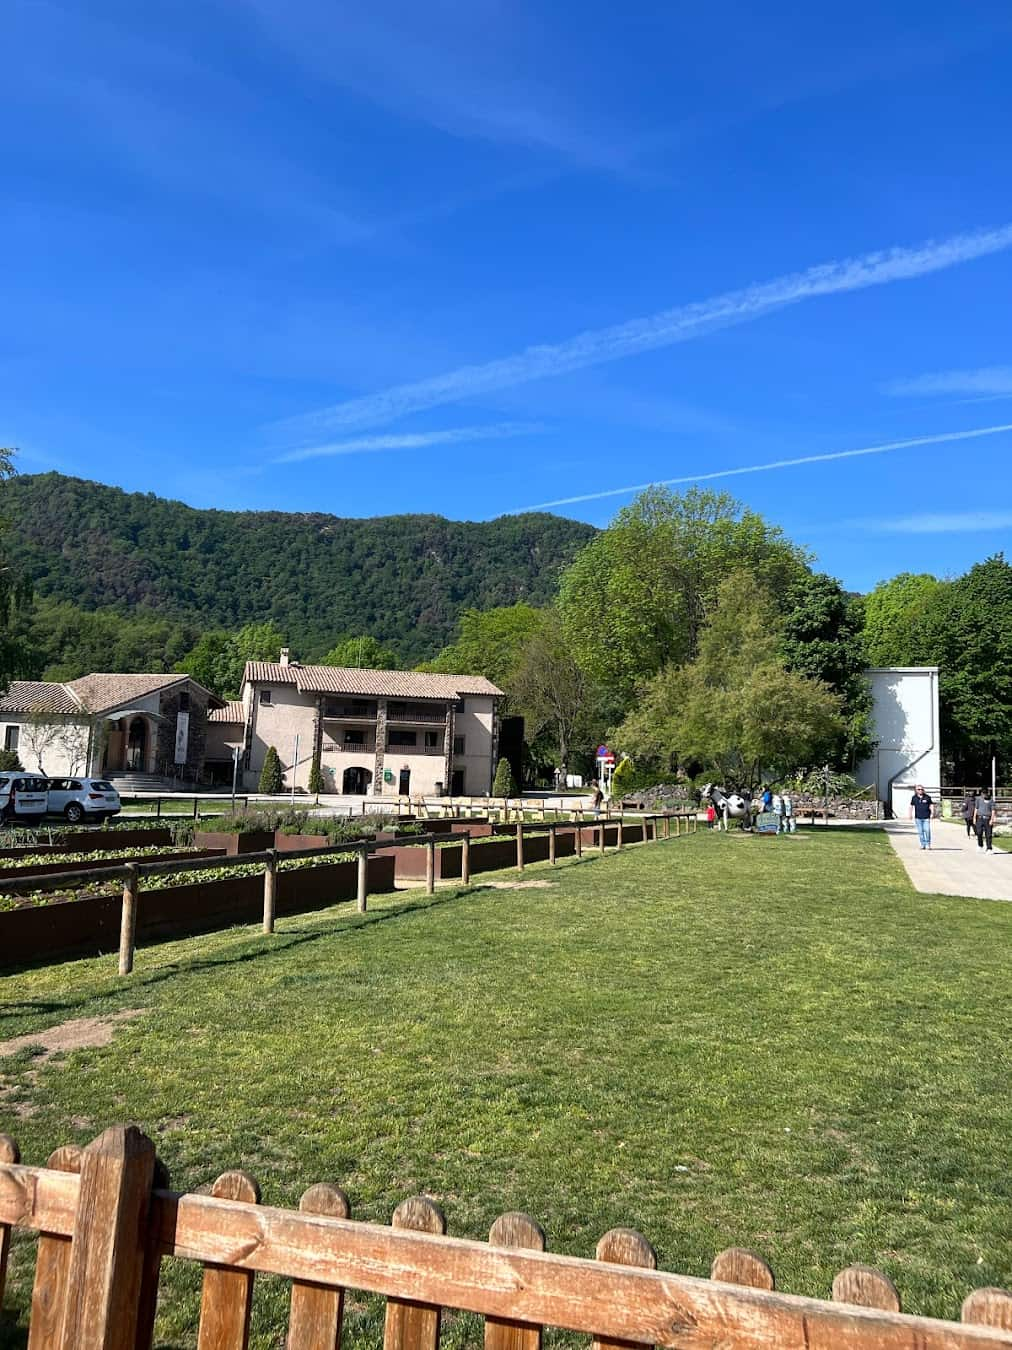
[0,1009,146,1064]
[479,880,555,890]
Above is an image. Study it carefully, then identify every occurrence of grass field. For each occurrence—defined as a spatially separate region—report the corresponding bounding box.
[1,829,1010,1347]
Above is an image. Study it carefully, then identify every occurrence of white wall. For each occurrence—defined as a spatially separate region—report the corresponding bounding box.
[452,696,496,795]
[1,716,91,776]
[856,667,941,815]
[245,684,316,790]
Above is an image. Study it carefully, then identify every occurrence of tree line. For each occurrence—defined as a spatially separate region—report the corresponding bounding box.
[0,458,1008,787]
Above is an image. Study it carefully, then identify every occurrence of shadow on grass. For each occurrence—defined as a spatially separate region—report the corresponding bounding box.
[0,890,469,1025]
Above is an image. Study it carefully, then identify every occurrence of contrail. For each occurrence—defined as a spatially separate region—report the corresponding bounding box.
[516,423,1012,511]
[274,421,539,463]
[274,223,1012,437]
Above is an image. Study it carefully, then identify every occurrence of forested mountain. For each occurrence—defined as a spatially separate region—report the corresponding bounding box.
[7,473,595,666]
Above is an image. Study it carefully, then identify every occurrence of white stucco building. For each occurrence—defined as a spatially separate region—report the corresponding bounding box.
[205,652,503,797]
[856,666,941,816]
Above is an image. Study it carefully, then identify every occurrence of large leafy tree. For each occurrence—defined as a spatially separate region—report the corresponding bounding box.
[933,555,1012,778]
[321,635,399,669]
[862,572,946,666]
[780,572,873,766]
[558,487,810,708]
[510,610,606,775]
[177,621,288,700]
[614,573,843,786]
[418,604,547,692]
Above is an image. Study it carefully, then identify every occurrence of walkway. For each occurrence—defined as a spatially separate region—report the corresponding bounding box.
[884,819,1012,902]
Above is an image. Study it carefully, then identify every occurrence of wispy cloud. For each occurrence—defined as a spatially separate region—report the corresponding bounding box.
[274,421,540,463]
[515,423,1012,511]
[848,510,1012,534]
[884,366,1012,397]
[275,224,1012,439]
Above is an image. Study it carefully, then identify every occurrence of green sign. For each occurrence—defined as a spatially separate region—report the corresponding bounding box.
[383,769,394,783]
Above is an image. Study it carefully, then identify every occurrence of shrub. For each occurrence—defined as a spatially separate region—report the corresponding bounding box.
[492,758,516,797]
[308,757,324,796]
[258,746,283,794]
[0,750,23,772]
[610,756,635,799]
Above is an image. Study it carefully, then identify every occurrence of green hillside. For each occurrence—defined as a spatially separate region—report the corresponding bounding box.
[7,473,595,665]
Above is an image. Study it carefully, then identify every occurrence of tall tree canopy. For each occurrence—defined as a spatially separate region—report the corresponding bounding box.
[862,573,946,667]
[176,621,288,700]
[558,487,810,707]
[0,450,34,692]
[614,573,843,786]
[321,635,399,670]
[419,604,547,692]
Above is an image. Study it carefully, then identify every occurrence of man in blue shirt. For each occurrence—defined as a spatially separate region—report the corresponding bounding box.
[909,784,934,849]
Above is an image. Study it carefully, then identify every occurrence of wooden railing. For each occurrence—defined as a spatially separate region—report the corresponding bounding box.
[0,1127,1009,1349]
[0,816,695,975]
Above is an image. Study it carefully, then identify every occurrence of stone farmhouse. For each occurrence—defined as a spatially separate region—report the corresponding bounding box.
[206,651,504,797]
[0,674,216,781]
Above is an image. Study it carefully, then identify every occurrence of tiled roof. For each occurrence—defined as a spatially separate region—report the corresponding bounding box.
[243,662,502,699]
[208,700,246,723]
[65,673,188,715]
[0,681,82,715]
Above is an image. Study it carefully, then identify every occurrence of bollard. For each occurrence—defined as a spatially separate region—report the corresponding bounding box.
[118,863,139,976]
[549,822,557,865]
[263,848,277,934]
[516,821,524,872]
[357,845,368,912]
[461,831,471,886]
[425,839,436,895]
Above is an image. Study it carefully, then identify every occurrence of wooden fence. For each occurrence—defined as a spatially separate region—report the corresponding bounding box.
[1,814,696,975]
[0,1126,1009,1349]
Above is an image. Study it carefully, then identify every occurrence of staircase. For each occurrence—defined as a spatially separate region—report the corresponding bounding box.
[106,773,181,795]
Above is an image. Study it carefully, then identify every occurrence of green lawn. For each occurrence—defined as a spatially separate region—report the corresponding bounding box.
[1,830,1010,1347]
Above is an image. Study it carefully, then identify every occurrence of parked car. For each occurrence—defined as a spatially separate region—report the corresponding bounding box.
[45,777,122,823]
[0,774,50,822]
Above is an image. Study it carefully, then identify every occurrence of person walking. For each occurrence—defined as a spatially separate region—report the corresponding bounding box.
[590,780,604,817]
[960,792,976,838]
[973,788,995,852]
[909,784,934,849]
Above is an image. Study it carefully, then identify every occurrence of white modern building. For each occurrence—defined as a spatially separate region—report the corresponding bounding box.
[856,666,941,816]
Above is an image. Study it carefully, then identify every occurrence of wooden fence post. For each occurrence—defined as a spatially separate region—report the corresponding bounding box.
[288,1183,351,1350]
[548,823,556,865]
[832,1265,901,1311]
[58,1126,157,1350]
[962,1288,1012,1331]
[599,818,607,855]
[616,817,624,850]
[357,845,368,913]
[425,839,436,895]
[28,1143,83,1350]
[574,822,583,858]
[711,1247,775,1290]
[461,832,471,886]
[0,1134,18,1310]
[592,1229,656,1350]
[192,797,199,820]
[516,822,525,872]
[385,1198,446,1350]
[196,1171,260,1348]
[485,1213,546,1350]
[118,864,139,976]
[155,798,162,819]
[263,848,277,934]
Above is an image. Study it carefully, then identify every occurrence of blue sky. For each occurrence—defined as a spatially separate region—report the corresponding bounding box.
[4,0,1012,592]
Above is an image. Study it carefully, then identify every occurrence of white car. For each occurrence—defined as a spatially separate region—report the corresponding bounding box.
[45,777,122,824]
[0,774,50,823]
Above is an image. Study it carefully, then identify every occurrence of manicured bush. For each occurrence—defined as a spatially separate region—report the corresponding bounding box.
[258,745,283,793]
[492,758,516,797]
[308,757,324,796]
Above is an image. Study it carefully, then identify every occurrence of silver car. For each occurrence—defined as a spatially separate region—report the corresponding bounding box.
[0,774,50,822]
[45,777,122,823]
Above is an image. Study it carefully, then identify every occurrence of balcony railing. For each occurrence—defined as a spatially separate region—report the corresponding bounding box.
[386,704,447,724]
[322,702,378,720]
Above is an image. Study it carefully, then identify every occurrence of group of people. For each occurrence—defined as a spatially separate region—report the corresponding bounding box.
[909,784,997,852]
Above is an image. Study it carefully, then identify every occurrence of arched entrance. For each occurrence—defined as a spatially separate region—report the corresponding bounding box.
[126,717,148,772]
[342,766,372,794]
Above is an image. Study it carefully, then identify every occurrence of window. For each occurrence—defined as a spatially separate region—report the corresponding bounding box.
[424,731,439,749]
[178,691,190,712]
[260,689,272,706]
[4,726,18,752]
[453,698,466,713]
[388,729,416,747]
[453,736,465,756]
[48,779,66,791]
[344,729,365,746]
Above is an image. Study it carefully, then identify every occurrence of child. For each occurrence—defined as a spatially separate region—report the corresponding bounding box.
[706,802,716,829]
